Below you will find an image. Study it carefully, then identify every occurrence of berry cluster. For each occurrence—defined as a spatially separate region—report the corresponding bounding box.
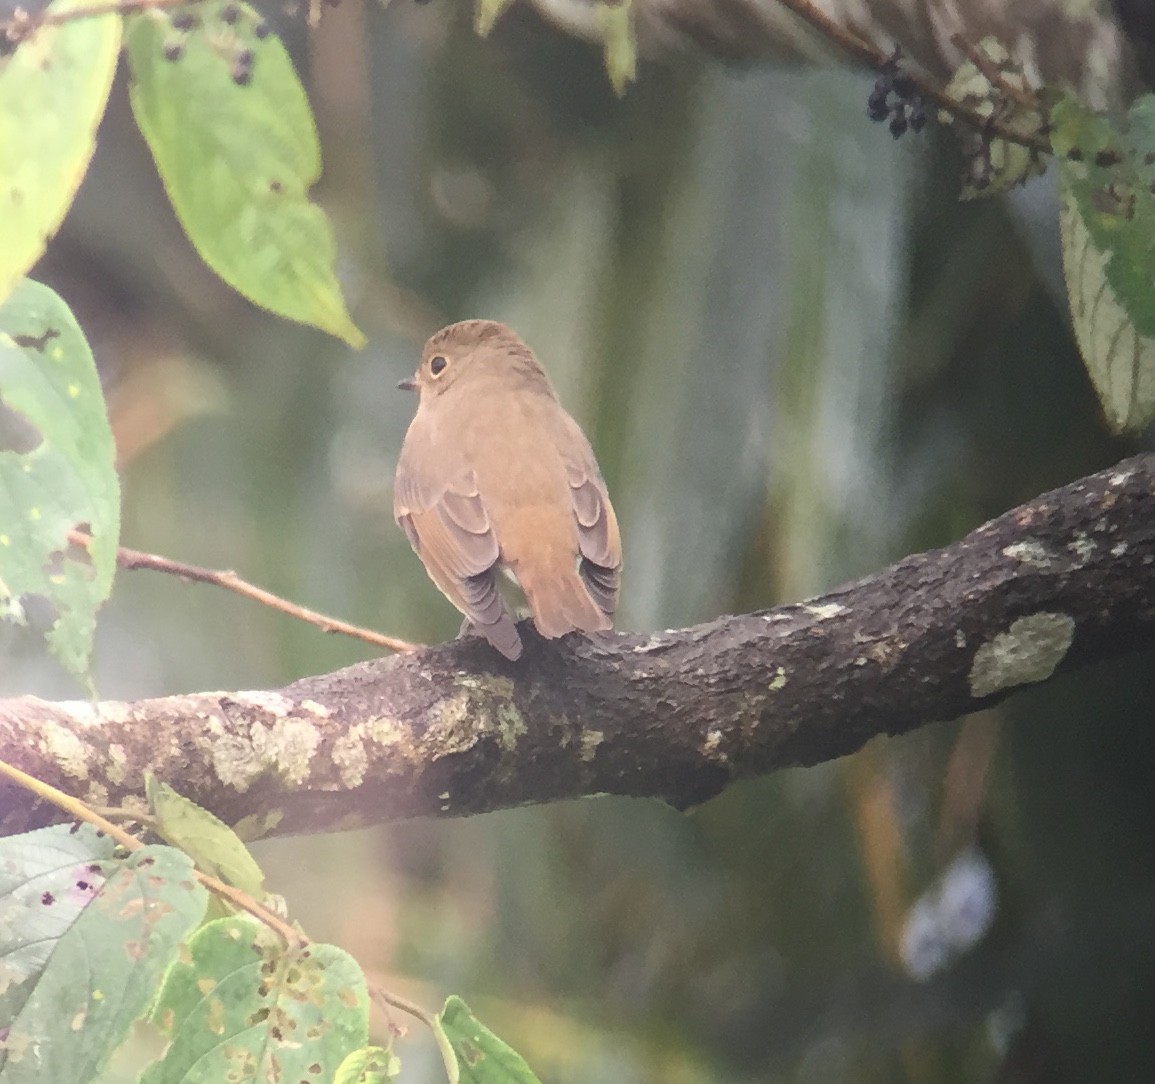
[867,59,927,138]
[162,1,270,86]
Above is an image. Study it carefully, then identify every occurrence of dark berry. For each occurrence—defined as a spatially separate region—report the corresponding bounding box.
[171,10,198,30]
[889,111,909,138]
[254,20,270,37]
[909,101,927,132]
[163,39,184,61]
[221,2,240,22]
[867,89,890,123]
[892,73,916,99]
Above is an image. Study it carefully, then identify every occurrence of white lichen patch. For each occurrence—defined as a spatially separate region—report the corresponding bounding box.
[805,602,846,620]
[435,694,483,755]
[1002,541,1059,570]
[230,691,294,716]
[298,699,331,718]
[703,729,727,761]
[1111,542,1129,557]
[211,716,322,790]
[86,783,109,807]
[212,735,265,791]
[1068,531,1096,564]
[955,629,967,649]
[364,716,405,747]
[968,612,1076,699]
[54,700,100,725]
[495,703,526,750]
[262,717,321,784]
[769,666,788,691]
[106,744,128,786]
[580,729,604,762]
[331,726,369,789]
[97,701,132,725]
[42,721,90,779]
[1109,468,1135,486]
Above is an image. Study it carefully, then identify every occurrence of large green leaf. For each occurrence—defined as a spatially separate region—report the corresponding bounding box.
[1052,93,1155,431]
[437,997,543,1084]
[142,917,369,1083]
[0,0,121,304]
[0,844,207,1084]
[0,824,117,1041]
[124,5,365,347]
[0,279,120,686]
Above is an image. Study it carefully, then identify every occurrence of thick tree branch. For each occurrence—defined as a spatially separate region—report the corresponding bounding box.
[1,455,1153,840]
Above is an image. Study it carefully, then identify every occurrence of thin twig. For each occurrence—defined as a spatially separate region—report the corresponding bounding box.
[2,0,193,42]
[772,0,1051,153]
[69,529,421,654]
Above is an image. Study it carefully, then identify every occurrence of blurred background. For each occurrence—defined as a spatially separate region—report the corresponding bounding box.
[3,0,1155,1079]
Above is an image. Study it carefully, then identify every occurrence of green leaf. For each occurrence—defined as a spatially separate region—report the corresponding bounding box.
[124,6,365,348]
[142,917,369,1084]
[0,844,207,1084]
[1052,93,1155,431]
[437,996,543,1084]
[0,824,117,1038]
[145,774,267,899]
[334,1046,401,1083]
[0,279,121,687]
[474,0,516,36]
[0,0,120,305]
[596,0,636,96]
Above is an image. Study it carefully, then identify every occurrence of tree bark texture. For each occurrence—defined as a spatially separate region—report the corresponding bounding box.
[1,455,1152,840]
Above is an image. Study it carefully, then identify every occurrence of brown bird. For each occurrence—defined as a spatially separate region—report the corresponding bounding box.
[394,320,622,660]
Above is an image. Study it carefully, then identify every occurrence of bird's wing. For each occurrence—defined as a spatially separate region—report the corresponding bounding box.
[559,420,622,618]
[394,430,509,628]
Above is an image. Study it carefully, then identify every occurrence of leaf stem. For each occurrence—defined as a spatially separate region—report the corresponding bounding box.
[370,984,459,1084]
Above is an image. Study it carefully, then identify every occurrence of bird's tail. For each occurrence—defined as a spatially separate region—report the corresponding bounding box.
[521,567,612,640]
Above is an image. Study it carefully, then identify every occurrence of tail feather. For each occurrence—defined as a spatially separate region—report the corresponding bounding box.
[522,569,612,640]
[461,613,523,660]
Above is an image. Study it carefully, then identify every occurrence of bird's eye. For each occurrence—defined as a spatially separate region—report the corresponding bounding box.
[429,355,448,377]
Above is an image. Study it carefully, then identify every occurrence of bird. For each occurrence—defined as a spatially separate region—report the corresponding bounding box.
[394,320,621,660]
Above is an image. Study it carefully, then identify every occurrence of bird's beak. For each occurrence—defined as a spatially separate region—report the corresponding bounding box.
[397,375,417,392]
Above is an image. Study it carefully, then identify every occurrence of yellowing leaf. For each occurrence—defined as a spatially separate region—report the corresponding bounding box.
[475,0,516,36]
[597,0,636,96]
[145,775,268,898]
